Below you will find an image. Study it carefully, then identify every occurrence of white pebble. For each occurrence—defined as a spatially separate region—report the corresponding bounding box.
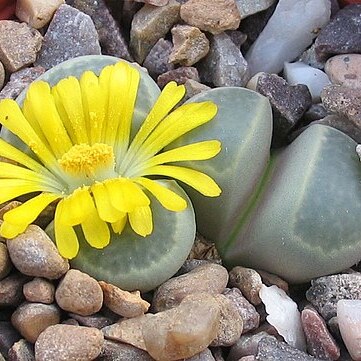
[284,61,331,102]
[337,299,361,361]
[245,0,331,76]
[259,284,306,351]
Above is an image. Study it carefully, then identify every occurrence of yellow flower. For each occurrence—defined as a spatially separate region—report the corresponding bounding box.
[0,61,221,259]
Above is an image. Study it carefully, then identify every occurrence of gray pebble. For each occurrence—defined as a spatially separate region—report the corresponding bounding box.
[0,61,4,90]
[8,339,35,361]
[69,313,112,329]
[0,274,28,308]
[0,322,21,358]
[235,0,276,19]
[157,66,199,88]
[0,242,11,280]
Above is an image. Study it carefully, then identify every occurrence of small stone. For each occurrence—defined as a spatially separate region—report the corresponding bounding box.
[259,285,306,351]
[315,5,361,61]
[0,66,45,100]
[99,281,150,318]
[0,61,4,90]
[15,0,64,29]
[180,0,240,35]
[152,263,228,312]
[97,340,154,361]
[188,234,222,262]
[130,0,180,63]
[229,267,262,305]
[143,38,174,78]
[306,274,361,321]
[211,294,243,347]
[303,103,330,124]
[69,313,112,329]
[134,0,169,5]
[301,306,340,360]
[245,0,331,75]
[299,43,327,70]
[223,288,260,333]
[23,278,55,304]
[11,303,61,343]
[0,274,28,307]
[0,322,21,358]
[186,349,215,361]
[0,242,11,280]
[184,79,211,101]
[62,319,79,326]
[337,300,361,361]
[6,225,69,280]
[238,357,255,361]
[8,339,35,361]
[257,270,289,293]
[142,293,220,361]
[157,66,200,89]
[226,30,248,48]
[199,33,250,87]
[325,54,361,89]
[169,25,209,66]
[0,20,42,72]
[55,269,103,316]
[35,324,104,361]
[35,4,101,70]
[235,0,276,19]
[256,336,323,361]
[212,347,225,361]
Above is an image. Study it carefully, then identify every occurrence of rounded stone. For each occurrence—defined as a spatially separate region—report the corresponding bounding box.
[6,225,69,280]
[0,61,5,90]
[11,302,61,343]
[0,273,28,307]
[0,242,12,280]
[55,269,103,316]
[35,324,104,361]
[23,277,55,304]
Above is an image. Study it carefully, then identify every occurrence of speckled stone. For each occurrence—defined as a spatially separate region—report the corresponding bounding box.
[0,20,42,72]
[315,5,361,61]
[306,274,361,321]
[0,274,28,307]
[35,4,101,70]
[23,278,55,304]
[0,61,4,90]
[8,339,35,361]
[0,242,11,280]
[130,0,180,63]
[180,0,240,35]
[157,66,200,88]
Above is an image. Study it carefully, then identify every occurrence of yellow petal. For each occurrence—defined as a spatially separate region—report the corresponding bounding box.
[60,187,93,226]
[134,177,187,211]
[91,182,125,222]
[111,214,127,234]
[0,221,27,239]
[54,199,79,259]
[128,205,153,236]
[141,165,221,197]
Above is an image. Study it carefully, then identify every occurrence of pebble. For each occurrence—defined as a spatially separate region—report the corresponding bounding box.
[229,267,262,305]
[199,33,249,87]
[188,234,222,262]
[259,285,306,351]
[157,66,200,88]
[187,349,216,361]
[299,43,327,70]
[129,0,180,63]
[134,0,169,5]
[223,288,260,333]
[0,20,42,73]
[325,54,361,89]
[6,225,69,280]
[245,0,331,75]
[283,61,331,102]
[169,25,209,66]
[143,38,174,78]
[35,4,101,70]
[183,80,210,102]
[235,0,275,19]
[211,294,243,347]
[0,66,45,100]
[315,5,361,61]
[55,269,103,316]
[15,0,64,29]
[0,61,4,90]
[152,263,228,312]
[0,273,28,307]
[0,322,21,358]
[0,242,11,280]
[142,293,220,361]
[35,324,104,361]
[69,313,112,329]
[11,302,61,343]
[303,103,330,124]
[226,30,248,48]
[306,274,361,321]
[97,340,154,361]
[257,270,289,293]
[8,339,35,361]
[180,0,240,35]
[99,281,150,318]
[23,278,55,304]
[337,299,361,361]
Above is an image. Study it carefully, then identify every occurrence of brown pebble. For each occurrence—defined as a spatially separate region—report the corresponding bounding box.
[8,339,35,361]
[6,225,69,280]
[0,273,28,307]
[157,66,200,89]
[35,324,104,361]
[180,0,240,35]
[23,278,55,304]
[257,270,289,293]
[184,79,211,101]
[134,0,169,5]
[152,263,229,312]
[55,269,103,316]
[0,242,12,280]
[0,20,42,73]
[11,302,61,343]
[69,313,112,329]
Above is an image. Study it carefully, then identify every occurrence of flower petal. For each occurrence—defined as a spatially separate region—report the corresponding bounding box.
[141,165,221,197]
[128,205,153,236]
[0,221,27,239]
[134,177,187,211]
[111,214,127,234]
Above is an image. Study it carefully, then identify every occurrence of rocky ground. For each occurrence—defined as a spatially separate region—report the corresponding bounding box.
[1,0,361,360]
